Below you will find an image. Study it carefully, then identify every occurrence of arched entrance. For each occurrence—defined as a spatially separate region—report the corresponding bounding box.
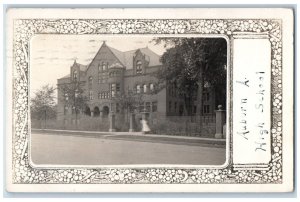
[84,106,91,116]
[94,106,100,117]
[102,106,109,118]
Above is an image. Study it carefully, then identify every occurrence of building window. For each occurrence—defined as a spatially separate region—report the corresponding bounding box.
[73,70,78,81]
[102,92,107,99]
[139,102,145,112]
[169,101,172,113]
[179,104,184,116]
[143,84,148,93]
[89,91,93,100]
[102,62,108,71]
[88,76,93,88]
[116,83,120,95]
[110,71,120,77]
[174,102,177,113]
[145,102,150,112]
[111,84,116,98]
[110,83,116,97]
[152,101,157,112]
[150,83,154,91]
[110,83,119,98]
[203,105,210,114]
[64,93,69,101]
[111,103,115,113]
[100,72,108,83]
[116,103,120,113]
[173,83,177,97]
[136,60,142,74]
[203,92,210,101]
[129,106,135,113]
[193,105,197,114]
[136,85,141,94]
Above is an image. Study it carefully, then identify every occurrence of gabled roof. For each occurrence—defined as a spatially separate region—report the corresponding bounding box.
[73,60,88,72]
[78,63,88,72]
[108,45,162,69]
[58,42,162,80]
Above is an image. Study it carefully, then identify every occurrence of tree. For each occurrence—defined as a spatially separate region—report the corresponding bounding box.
[112,90,143,123]
[153,37,227,117]
[57,80,89,127]
[31,84,56,128]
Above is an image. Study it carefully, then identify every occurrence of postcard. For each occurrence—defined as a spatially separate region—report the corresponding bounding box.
[5,8,294,192]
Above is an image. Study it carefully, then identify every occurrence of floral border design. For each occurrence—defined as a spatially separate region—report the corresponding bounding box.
[12,19,282,184]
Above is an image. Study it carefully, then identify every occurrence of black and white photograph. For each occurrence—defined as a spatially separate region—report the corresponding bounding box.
[30,35,227,166]
[5,8,294,193]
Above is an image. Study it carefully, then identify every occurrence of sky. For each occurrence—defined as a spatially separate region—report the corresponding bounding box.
[30,35,167,98]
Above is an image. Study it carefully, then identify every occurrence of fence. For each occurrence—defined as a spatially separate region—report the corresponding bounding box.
[31,113,218,138]
[149,114,216,137]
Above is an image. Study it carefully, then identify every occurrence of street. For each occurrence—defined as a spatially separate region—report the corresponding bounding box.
[30,131,226,166]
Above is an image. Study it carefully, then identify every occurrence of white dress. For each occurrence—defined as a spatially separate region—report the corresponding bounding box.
[141,120,151,132]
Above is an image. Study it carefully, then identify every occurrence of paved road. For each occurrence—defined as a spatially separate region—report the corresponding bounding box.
[30,132,226,166]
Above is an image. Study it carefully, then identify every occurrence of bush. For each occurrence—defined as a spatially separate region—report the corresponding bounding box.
[31,114,216,137]
[148,116,215,138]
[31,117,110,131]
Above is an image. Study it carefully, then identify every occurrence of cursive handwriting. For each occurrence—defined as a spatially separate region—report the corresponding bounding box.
[236,73,269,152]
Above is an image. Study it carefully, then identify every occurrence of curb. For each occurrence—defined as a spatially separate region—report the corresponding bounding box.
[31,129,226,147]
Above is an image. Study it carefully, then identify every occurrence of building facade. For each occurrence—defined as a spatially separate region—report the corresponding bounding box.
[57,42,216,125]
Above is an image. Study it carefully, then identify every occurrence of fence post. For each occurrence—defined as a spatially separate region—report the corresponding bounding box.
[215,105,226,139]
[129,113,135,132]
[109,113,116,132]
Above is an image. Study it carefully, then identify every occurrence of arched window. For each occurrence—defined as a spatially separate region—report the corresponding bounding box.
[102,62,108,71]
[136,85,141,94]
[88,76,93,88]
[136,60,142,74]
[73,70,78,81]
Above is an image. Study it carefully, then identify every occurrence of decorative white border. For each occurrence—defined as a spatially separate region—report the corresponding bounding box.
[11,18,282,185]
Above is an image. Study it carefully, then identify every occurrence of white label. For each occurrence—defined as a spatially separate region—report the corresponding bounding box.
[232,38,271,165]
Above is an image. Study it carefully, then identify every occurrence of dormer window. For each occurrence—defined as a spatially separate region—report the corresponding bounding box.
[73,70,78,81]
[136,60,142,74]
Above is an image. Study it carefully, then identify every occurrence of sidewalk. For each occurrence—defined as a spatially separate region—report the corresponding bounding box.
[32,128,226,148]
